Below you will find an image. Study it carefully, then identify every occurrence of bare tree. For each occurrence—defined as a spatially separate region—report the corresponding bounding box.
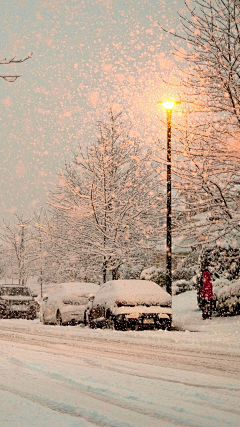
[0,215,33,284]
[167,0,240,124]
[158,0,240,247]
[172,108,240,246]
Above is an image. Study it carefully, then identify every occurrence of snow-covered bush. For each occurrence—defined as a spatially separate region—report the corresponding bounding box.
[214,279,240,316]
[173,249,199,284]
[140,266,167,288]
[172,266,196,282]
[172,279,193,295]
[213,278,231,293]
[196,233,240,310]
[198,235,239,282]
[118,263,144,280]
[140,261,196,294]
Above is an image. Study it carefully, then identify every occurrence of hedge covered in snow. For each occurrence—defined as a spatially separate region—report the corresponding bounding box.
[140,266,195,295]
[140,266,167,287]
[213,279,240,316]
[172,279,193,295]
[198,233,239,282]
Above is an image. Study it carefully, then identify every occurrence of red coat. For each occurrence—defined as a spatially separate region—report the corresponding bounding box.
[201,271,213,300]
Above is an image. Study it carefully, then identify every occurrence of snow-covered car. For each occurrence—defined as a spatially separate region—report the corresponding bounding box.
[88,279,173,330]
[0,284,38,319]
[41,282,100,325]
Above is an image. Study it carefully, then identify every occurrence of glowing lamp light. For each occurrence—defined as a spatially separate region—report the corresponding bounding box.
[0,74,21,82]
[158,99,181,111]
[161,100,175,110]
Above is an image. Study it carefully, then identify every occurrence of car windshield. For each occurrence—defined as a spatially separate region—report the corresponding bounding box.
[62,296,89,304]
[0,287,31,296]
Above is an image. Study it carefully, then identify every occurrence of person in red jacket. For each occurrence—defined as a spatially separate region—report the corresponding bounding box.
[201,270,214,319]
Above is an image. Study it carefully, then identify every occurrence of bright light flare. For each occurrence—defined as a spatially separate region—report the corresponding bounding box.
[160,100,175,110]
[0,74,21,82]
[157,99,181,111]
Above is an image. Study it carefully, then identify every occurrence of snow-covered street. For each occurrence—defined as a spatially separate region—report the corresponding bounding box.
[0,291,239,427]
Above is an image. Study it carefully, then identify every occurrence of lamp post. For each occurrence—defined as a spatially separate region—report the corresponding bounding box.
[0,74,21,82]
[35,222,44,299]
[158,100,180,297]
[0,52,33,82]
[19,223,26,285]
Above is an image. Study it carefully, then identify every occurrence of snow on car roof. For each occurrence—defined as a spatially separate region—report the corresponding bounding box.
[0,284,26,287]
[54,282,100,296]
[93,280,171,307]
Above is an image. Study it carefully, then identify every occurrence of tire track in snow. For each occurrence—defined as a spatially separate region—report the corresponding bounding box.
[0,365,193,427]
[0,326,239,379]
[0,383,113,427]
[2,351,240,421]
[0,325,240,427]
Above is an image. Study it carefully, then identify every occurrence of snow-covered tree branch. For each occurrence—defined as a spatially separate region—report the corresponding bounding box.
[48,109,165,283]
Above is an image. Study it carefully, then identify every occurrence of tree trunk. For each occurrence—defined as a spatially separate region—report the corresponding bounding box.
[103,256,107,283]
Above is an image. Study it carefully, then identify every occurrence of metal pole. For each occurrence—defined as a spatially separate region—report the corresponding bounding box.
[166,109,172,297]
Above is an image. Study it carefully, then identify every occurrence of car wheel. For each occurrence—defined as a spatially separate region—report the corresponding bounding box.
[135,322,144,331]
[128,321,137,331]
[42,313,47,325]
[89,320,95,328]
[28,310,36,320]
[84,311,88,326]
[114,320,126,331]
[56,311,63,326]
[156,319,172,331]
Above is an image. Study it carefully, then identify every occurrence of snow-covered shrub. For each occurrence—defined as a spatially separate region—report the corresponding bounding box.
[140,260,197,294]
[196,234,239,309]
[173,249,199,285]
[172,279,193,295]
[172,266,196,282]
[118,263,144,280]
[213,278,232,293]
[140,266,167,288]
[211,278,231,312]
[198,236,239,282]
[214,279,240,316]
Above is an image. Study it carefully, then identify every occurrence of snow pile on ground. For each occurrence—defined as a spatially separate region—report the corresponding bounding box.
[172,290,240,352]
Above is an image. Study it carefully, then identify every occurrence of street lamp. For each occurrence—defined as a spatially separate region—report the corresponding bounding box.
[158,99,180,297]
[0,74,21,82]
[0,52,33,82]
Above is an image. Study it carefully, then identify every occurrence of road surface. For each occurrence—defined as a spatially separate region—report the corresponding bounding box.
[0,319,239,427]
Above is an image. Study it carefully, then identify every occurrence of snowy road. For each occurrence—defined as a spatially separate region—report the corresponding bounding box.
[0,291,240,427]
